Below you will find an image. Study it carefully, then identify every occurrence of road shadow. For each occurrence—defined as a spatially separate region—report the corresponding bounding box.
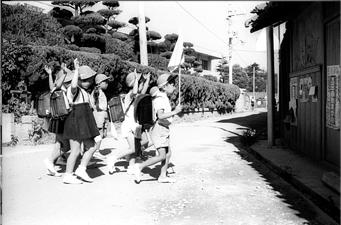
[216,112,280,139]
[223,134,335,225]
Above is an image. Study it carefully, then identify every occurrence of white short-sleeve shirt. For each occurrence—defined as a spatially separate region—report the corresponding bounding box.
[91,88,107,111]
[67,86,93,107]
[153,91,172,126]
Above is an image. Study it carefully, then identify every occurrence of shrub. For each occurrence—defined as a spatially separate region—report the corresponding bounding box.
[79,47,101,54]
[2,44,240,114]
[203,74,218,82]
[148,54,169,71]
[2,3,64,46]
[105,36,135,60]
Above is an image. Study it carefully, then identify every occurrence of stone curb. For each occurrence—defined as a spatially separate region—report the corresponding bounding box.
[247,143,340,223]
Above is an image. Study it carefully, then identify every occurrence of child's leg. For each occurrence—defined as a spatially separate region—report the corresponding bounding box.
[138,147,166,170]
[48,142,61,163]
[132,147,166,182]
[44,134,64,176]
[65,139,81,174]
[79,138,96,167]
[160,147,172,178]
[75,138,96,182]
[63,139,83,184]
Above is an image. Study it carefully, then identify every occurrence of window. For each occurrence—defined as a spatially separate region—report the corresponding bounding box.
[202,60,209,70]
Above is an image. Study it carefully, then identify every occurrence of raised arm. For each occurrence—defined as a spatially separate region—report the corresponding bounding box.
[132,69,141,95]
[45,65,54,91]
[140,72,150,94]
[54,63,67,89]
[71,58,79,92]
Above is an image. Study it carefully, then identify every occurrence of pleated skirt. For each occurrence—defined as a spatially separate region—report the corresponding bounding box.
[63,103,99,140]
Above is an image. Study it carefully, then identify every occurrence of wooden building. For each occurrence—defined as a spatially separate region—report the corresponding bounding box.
[246,2,340,171]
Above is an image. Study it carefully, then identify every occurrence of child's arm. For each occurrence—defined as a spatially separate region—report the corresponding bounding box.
[156,105,182,120]
[71,58,79,94]
[140,72,150,94]
[45,65,54,91]
[132,69,141,95]
[54,63,67,89]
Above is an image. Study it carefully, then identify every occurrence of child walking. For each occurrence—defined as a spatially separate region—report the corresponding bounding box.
[132,73,182,183]
[107,70,150,174]
[91,73,109,155]
[62,59,100,184]
[43,63,73,176]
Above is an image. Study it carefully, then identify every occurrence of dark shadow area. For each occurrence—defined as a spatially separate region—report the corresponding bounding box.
[224,134,338,225]
[138,163,176,183]
[216,112,280,139]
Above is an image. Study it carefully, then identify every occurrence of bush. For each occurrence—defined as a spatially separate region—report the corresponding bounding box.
[80,33,106,53]
[105,36,135,61]
[79,47,101,54]
[203,74,218,82]
[2,3,64,46]
[169,74,240,113]
[2,43,240,114]
[148,54,169,71]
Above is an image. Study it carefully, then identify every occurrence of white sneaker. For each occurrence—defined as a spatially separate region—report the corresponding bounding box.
[106,157,117,174]
[127,166,134,175]
[63,174,83,184]
[132,164,141,183]
[44,158,62,177]
[75,167,93,183]
[157,176,176,183]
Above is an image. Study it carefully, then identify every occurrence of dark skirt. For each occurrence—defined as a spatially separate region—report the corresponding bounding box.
[48,117,66,134]
[63,103,100,140]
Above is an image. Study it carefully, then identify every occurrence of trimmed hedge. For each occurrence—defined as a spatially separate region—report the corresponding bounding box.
[2,43,240,113]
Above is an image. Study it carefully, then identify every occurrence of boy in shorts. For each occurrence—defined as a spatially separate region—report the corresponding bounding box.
[132,73,182,183]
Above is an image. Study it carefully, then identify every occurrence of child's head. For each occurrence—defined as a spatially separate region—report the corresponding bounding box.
[157,73,177,94]
[78,65,96,90]
[149,86,160,97]
[125,72,136,88]
[95,74,109,90]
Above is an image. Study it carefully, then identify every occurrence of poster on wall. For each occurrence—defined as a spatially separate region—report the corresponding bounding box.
[326,65,340,129]
[289,77,298,125]
[299,76,312,102]
[290,77,298,99]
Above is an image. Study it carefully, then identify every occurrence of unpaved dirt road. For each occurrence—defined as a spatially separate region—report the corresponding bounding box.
[2,110,331,225]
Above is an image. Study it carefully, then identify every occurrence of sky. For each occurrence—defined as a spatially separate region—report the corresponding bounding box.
[5,1,284,70]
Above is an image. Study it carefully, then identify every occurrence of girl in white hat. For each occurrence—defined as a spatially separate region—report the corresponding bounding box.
[62,59,100,184]
[43,63,73,177]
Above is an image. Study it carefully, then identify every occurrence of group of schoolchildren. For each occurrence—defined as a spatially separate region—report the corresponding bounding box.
[43,58,182,184]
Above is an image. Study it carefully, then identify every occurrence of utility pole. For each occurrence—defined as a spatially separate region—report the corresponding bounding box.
[226,6,245,84]
[138,2,148,66]
[253,66,256,100]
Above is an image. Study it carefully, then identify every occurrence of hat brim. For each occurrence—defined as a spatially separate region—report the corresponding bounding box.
[158,74,178,87]
[96,77,109,84]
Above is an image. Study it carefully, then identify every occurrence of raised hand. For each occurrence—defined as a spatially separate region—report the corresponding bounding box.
[44,65,52,74]
[175,104,183,114]
[74,58,79,70]
[143,72,151,80]
[61,63,67,72]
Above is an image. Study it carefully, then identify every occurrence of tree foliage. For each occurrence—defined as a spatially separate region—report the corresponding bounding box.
[2,3,64,46]
[51,1,99,16]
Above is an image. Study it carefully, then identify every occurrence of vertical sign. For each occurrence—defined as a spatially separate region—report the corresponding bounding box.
[326,65,340,129]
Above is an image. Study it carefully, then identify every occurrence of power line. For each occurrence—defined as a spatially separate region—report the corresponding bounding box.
[174,1,228,46]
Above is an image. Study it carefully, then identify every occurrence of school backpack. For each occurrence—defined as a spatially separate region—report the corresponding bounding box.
[134,94,154,130]
[108,96,125,122]
[37,92,51,117]
[50,89,70,118]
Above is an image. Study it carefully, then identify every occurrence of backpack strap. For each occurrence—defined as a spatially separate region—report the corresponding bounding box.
[72,86,85,103]
[124,95,135,115]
